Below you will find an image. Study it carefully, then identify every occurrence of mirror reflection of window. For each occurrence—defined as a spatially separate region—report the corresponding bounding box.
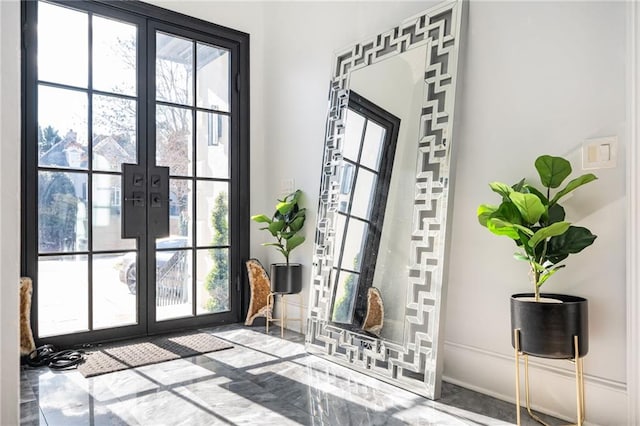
[330,91,400,326]
[342,109,365,162]
[338,163,354,213]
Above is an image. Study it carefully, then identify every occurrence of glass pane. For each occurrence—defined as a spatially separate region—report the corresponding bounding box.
[196,181,229,247]
[38,86,88,168]
[360,120,385,171]
[93,252,137,329]
[92,174,135,251]
[156,32,193,106]
[92,95,137,171]
[92,16,137,96]
[196,43,230,112]
[196,112,230,178]
[38,171,88,253]
[156,105,192,176]
[38,255,88,337]
[333,214,347,267]
[165,179,192,239]
[351,169,376,220]
[37,2,88,87]
[337,162,355,214]
[196,248,230,315]
[331,271,359,324]
[341,219,366,272]
[156,249,192,321]
[343,109,365,162]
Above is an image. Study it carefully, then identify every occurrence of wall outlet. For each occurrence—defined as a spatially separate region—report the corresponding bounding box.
[582,136,617,170]
[280,178,295,196]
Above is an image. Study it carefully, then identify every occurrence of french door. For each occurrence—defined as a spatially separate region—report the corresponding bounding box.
[21,0,249,347]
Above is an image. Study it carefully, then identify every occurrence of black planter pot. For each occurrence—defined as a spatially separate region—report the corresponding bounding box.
[270,264,302,294]
[510,293,588,359]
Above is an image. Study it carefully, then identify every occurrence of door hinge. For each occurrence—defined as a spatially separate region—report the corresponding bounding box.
[236,275,241,292]
[235,73,240,93]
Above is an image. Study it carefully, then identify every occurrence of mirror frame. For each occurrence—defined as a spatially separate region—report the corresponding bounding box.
[305,0,465,399]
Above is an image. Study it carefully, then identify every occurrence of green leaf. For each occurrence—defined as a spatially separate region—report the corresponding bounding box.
[292,208,306,220]
[530,260,545,273]
[286,235,305,252]
[291,189,302,203]
[535,155,571,189]
[513,252,530,262]
[276,201,295,216]
[537,265,566,287]
[512,224,535,236]
[509,192,545,224]
[550,173,598,205]
[492,201,522,225]
[477,204,498,227]
[289,215,306,232]
[546,203,566,224]
[489,182,513,199]
[251,214,272,224]
[487,218,520,239]
[268,220,286,235]
[528,221,570,249]
[263,242,285,249]
[547,226,597,256]
[280,231,296,239]
[516,229,532,254]
[512,178,526,192]
[522,184,549,205]
[547,253,569,264]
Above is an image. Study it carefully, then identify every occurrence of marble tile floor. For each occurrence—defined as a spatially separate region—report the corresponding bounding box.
[20,324,564,426]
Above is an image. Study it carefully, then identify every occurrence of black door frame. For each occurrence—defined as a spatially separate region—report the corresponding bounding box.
[21,0,250,347]
[328,91,401,329]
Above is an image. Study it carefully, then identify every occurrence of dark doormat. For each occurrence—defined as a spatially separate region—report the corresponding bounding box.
[78,332,233,378]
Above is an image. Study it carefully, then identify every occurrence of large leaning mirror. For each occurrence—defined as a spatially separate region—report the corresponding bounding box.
[305,0,465,399]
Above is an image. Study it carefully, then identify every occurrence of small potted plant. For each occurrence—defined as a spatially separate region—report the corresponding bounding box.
[477,155,597,359]
[251,189,306,294]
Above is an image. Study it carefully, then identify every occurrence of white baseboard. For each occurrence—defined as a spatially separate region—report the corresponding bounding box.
[443,341,627,426]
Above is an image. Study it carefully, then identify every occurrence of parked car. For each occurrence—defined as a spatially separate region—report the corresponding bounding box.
[117,236,189,305]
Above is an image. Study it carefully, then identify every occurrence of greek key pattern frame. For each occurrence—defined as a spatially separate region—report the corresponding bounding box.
[305,0,463,399]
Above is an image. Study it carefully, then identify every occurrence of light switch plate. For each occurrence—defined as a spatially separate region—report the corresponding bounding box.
[280,178,295,196]
[582,136,617,170]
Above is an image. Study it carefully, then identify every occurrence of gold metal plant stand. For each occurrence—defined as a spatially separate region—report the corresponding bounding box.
[266,292,303,338]
[513,329,585,426]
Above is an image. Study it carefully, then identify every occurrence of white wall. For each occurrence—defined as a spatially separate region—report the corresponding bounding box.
[0,1,22,424]
[445,2,627,424]
[628,2,640,422]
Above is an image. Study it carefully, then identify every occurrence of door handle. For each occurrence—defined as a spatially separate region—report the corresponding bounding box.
[122,163,146,238]
[125,192,145,207]
[148,166,170,238]
[150,192,162,208]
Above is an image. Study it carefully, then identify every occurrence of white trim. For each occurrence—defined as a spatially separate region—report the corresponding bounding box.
[443,341,628,426]
[627,1,639,424]
[0,1,21,425]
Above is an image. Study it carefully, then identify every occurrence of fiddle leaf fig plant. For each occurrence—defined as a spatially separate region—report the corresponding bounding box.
[477,155,598,301]
[251,189,306,264]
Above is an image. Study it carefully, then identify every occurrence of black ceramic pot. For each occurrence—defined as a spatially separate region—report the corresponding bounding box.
[510,293,588,359]
[270,263,302,294]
